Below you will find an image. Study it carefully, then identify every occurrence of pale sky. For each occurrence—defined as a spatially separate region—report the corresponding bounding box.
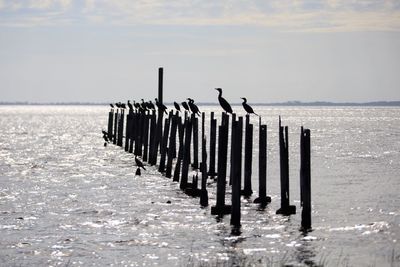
[0,0,399,103]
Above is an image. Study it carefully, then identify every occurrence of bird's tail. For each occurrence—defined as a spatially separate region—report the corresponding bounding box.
[141,166,146,170]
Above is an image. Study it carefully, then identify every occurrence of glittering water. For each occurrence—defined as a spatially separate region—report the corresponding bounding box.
[0,105,399,267]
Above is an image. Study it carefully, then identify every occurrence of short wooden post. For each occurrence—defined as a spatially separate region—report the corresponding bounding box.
[180,118,192,190]
[173,117,184,182]
[242,115,253,197]
[231,116,242,232]
[192,115,199,169]
[200,137,209,207]
[208,112,217,178]
[125,110,132,152]
[211,113,231,216]
[276,117,296,215]
[300,127,312,231]
[254,120,271,205]
[107,110,113,140]
[113,110,118,144]
[158,115,171,173]
[148,111,157,163]
[128,112,135,153]
[166,113,178,178]
[142,114,150,161]
[117,109,124,147]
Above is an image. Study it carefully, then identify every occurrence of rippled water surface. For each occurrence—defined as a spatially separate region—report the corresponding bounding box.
[0,105,399,266]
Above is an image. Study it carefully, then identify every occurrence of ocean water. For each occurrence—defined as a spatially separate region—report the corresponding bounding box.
[0,105,399,267]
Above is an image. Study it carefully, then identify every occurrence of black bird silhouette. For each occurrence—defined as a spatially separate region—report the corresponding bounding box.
[215,88,233,114]
[127,100,133,110]
[135,156,146,170]
[115,102,121,108]
[102,130,108,136]
[148,100,155,111]
[120,103,126,109]
[181,101,190,112]
[173,101,181,112]
[241,97,259,116]
[187,98,201,116]
[133,101,140,110]
[109,103,114,109]
[155,98,168,114]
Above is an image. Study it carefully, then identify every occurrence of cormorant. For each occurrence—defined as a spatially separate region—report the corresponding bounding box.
[155,98,168,114]
[148,101,155,111]
[133,101,140,110]
[115,102,121,108]
[181,101,190,112]
[109,103,114,109]
[241,97,259,116]
[174,101,181,112]
[215,88,233,114]
[135,156,146,170]
[120,103,126,109]
[127,100,133,110]
[187,98,201,116]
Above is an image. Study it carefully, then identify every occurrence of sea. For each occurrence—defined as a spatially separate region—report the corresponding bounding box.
[0,105,399,267]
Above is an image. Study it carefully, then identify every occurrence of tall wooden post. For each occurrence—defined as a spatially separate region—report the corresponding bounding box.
[158,67,163,105]
[208,112,217,178]
[300,127,312,231]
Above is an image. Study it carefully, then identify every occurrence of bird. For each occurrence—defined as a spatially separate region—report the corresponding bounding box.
[173,101,181,112]
[115,102,121,108]
[120,103,126,109]
[102,130,108,136]
[215,88,233,114]
[187,98,201,116]
[181,101,190,112]
[135,156,146,170]
[109,103,114,109]
[155,98,168,114]
[147,100,156,111]
[133,101,140,110]
[241,97,259,116]
[127,100,133,110]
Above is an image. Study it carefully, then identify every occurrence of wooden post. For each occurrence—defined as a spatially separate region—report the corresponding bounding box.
[254,121,271,206]
[128,111,135,153]
[200,136,209,207]
[242,115,253,197]
[180,118,192,190]
[276,117,296,215]
[158,114,171,173]
[300,127,312,231]
[166,112,178,178]
[192,115,199,169]
[231,116,242,232]
[158,67,163,105]
[211,113,231,216]
[142,113,149,161]
[117,109,124,147]
[107,110,113,140]
[113,110,118,144]
[208,112,217,178]
[173,117,184,182]
[125,110,132,152]
[229,113,236,185]
[148,111,157,163]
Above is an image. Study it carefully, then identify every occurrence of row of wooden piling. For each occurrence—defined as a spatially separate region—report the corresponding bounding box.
[106,108,312,232]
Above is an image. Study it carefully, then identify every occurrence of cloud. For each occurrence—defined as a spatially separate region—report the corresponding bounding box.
[0,0,399,31]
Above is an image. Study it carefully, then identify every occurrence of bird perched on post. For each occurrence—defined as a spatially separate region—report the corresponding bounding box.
[155,98,168,114]
[215,88,233,114]
[127,100,133,110]
[187,98,201,116]
[181,101,190,112]
[135,156,146,170]
[241,97,259,116]
[173,101,181,112]
[109,103,114,109]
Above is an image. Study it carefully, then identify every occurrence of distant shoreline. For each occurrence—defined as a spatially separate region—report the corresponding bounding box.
[1,101,400,107]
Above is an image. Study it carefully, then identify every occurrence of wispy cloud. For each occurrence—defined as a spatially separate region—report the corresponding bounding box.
[0,0,399,31]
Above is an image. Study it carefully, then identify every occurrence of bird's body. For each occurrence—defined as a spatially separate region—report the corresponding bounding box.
[135,156,146,170]
[181,101,190,112]
[155,98,168,114]
[187,98,201,116]
[241,97,259,116]
[215,88,233,114]
[148,101,155,111]
[120,103,126,109]
[127,100,133,110]
[174,101,181,112]
[109,103,114,109]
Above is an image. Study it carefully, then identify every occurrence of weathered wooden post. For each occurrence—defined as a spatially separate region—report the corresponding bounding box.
[180,118,192,190]
[128,111,135,153]
[107,110,114,140]
[231,116,243,233]
[276,117,296,215]
[254,119,271,206]
[229,113,236,185]
[173,117,184,182]
[242,115,253,197]
[158,113,171,173]
[192,115,199,169]
[125,109,133,152]
[158,67,163,105]
[300,127,312,231]
[117,109,124,147]
[166,112,178,178]
[208,112,217,178]
[200,136,209,207]
[142,113,150,161]
[113,109,118,144]
[148,111,157,163]
[211,113,231,216]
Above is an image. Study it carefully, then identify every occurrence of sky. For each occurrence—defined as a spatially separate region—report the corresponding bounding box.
[0,0,399,103]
